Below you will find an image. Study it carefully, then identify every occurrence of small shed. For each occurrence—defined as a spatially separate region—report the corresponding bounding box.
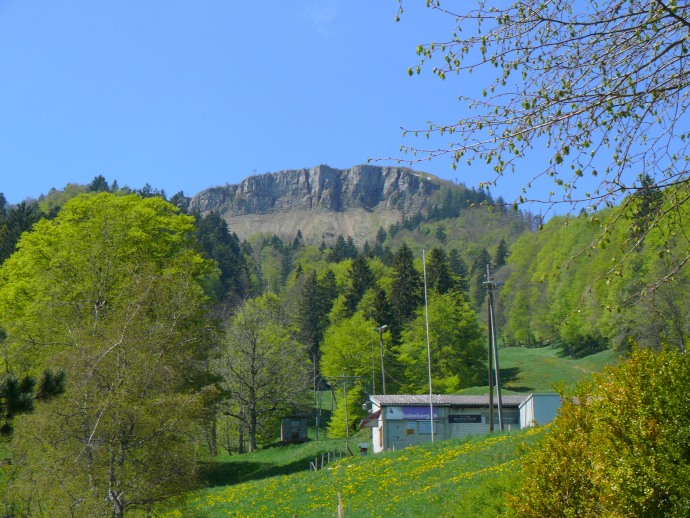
[519,393,562,427]
[364,394,561,453]
[280,416,308,443]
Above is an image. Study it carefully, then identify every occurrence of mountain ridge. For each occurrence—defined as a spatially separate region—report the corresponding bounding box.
[188,164,455,244]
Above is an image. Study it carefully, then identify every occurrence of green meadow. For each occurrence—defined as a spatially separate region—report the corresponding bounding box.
[494,346,620,393]
[458,346,621,395]
[160,347,618,516]
[163,429,543,517]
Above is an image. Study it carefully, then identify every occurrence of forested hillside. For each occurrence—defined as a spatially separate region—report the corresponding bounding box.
[0,171,687,514]
[0,174,529,514]
[499,187,689,356]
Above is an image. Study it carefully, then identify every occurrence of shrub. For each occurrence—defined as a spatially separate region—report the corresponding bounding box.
[508,348,690,517]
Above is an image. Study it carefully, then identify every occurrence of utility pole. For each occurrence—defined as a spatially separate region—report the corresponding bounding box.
[484,264,504,431]
[343,373,349,456]
[487,284,494,432]
[314,353,320,441]
[375,325,388,394]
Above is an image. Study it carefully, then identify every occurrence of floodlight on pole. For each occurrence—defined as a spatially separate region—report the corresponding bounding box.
[375,325,388,394]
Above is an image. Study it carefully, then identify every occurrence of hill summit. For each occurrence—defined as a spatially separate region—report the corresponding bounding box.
[189,164,453,243]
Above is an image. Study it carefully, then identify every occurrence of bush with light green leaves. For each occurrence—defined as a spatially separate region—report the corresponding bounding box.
[508,348,690,517]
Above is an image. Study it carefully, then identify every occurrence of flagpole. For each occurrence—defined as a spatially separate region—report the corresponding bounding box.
[422,249,434,443]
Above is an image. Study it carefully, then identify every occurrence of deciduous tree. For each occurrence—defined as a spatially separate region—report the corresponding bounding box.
[397,0,690,298]
[0,193,218,516]
[219,293,311,453]
[398,291,485,393]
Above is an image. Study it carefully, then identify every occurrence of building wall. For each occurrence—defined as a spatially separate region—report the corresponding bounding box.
[280,417,308,442]
[520,393,561,427]
[370,394,560,453]
[377,405,521,450]
[449,407,520,438]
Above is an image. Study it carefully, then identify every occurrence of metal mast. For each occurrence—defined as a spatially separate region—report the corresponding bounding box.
[484,264,504,431]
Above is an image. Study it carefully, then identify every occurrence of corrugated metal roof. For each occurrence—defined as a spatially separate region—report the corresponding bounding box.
[370,394,530,407]
[359,409,382,429]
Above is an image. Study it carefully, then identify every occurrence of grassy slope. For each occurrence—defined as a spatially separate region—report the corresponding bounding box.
[459,347,621,395]
[163,347,620,516]
[163,429,543,518]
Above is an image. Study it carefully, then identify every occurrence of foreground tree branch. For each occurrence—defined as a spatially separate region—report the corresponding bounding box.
[392,0,690,299]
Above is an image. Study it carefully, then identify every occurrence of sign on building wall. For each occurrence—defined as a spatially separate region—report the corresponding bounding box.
[448,414,482,424]
[402,407,438,420]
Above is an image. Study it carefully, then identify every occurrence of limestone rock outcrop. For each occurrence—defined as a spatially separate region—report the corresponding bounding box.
[189,165,449,243]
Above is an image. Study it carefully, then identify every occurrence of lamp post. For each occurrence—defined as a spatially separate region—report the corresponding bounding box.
[375,325,388,394]
[370,323,376,396]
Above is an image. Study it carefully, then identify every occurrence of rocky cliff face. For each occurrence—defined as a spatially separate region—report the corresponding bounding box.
[189,165,448,243]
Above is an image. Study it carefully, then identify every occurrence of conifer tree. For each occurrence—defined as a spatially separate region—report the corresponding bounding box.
[345,236,358,259]
[389,242,422,339]
[0,201,40,264]
[195,211,250,303]
[298,270,325,358]
[494,238,509,269]
[328,235,347,262]
[318,269,339,310]
[448,248,470,293]
[376,226,387,244]
[298,269,339,361]
[87,174,109,192]
[471,248,492,306]
[629,173,664,242]
[435,225,447,244]
[372,287,392,332]
[426,247,455,294]
[344,255,375,315]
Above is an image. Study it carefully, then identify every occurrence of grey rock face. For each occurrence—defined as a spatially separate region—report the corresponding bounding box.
[189,165,446,243]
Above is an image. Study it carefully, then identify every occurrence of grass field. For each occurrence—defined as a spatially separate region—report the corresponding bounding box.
[160,346,620,516]
[163,428,543,517]
[459,346,621,395]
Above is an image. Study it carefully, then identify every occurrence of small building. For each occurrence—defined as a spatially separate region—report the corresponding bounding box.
[519,393,563,428]
[280,416,308,443]
[362,394,560,453]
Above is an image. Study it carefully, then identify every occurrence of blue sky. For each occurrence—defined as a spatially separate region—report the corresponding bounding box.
[1,1,544,206]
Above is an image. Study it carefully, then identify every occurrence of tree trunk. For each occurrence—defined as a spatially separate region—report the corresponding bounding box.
[249,408,258,453]
[222,415,232,455]
[109,492,124,518]
[206,411,218,458]
[238,420,245,454]
[109,447,124,518]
